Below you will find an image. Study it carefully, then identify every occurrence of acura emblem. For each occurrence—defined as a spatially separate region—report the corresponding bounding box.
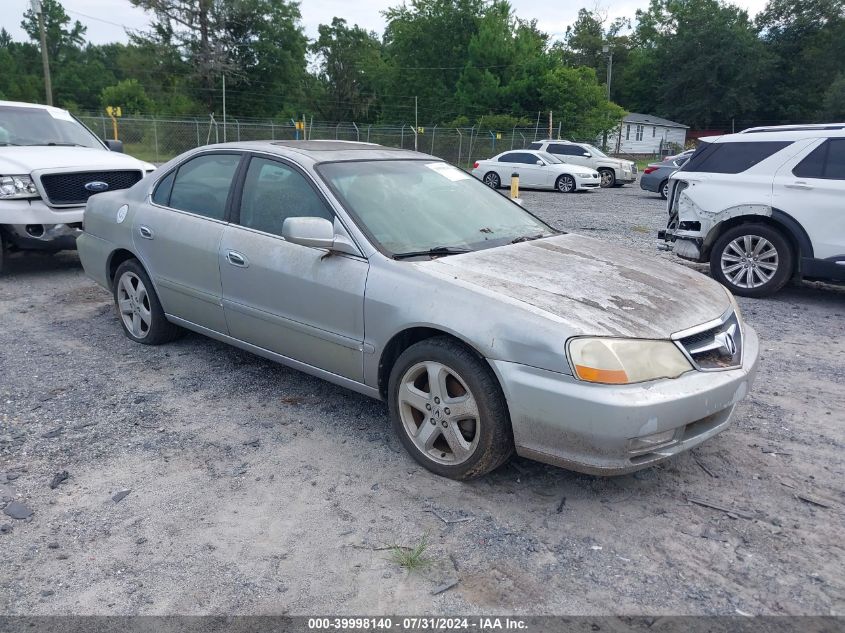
[84,181,110,192]
[714,325,737,357]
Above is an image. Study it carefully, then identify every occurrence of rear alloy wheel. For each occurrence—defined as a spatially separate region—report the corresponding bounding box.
[483,172,501,189]
[660,180,670,200]
[710,224,793,297]
[599,169,616,188]
[556,174,576,193]
[113,259,182,345]
[388,337,513,480]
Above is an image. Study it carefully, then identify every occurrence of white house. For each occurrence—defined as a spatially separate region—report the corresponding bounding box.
[607,113,688,155]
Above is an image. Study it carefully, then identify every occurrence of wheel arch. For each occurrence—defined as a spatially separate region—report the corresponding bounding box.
[107,248,141,290]
[702,209,813,266]
[377,326,488,400]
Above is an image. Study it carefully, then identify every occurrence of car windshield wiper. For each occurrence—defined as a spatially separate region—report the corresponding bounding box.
[511,233,548,244]
[26,142,88,147]
[393,246,472,260]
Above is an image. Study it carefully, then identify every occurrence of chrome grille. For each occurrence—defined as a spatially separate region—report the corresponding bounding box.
[675,310,743,370]
[39,170,143,207]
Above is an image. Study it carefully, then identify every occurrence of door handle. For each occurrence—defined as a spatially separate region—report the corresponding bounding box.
[785,181,813,190]
[138,225,154,239]
[226,250,249,268]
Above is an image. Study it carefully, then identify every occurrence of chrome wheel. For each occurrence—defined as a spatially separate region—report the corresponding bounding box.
[600,170,615,187]
[117,271,152,339]
[720,235,779,289]
[483,172,500,188]
[397,361,480,466]
[557,175,575,192]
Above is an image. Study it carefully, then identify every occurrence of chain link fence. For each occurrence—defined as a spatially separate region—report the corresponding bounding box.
[77,113,612,167]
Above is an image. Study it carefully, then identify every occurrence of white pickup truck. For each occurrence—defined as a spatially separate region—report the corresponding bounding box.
[0,100,155,272]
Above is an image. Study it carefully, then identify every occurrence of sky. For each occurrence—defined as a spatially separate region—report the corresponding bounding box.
[4,0,770,44]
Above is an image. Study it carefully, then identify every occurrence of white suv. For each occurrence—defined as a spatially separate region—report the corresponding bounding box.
[528,140,637,187]
[660,124,845,297]
[0,100,155,272]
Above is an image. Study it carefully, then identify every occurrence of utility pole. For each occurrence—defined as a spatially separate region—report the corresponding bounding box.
[414,96,418,151]
[548,110,553,139]
[602,44,613,101]
[31,0,52,106]
[222,74,227,143]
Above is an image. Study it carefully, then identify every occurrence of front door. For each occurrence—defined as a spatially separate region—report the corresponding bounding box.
[133,151,243,333]
[219,155,368,381]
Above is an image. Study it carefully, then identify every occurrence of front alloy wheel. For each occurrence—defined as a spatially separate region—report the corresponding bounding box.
[388,337,513,480]
[556,175,576,193]
[600,169,616,188]
[710,224,793,297]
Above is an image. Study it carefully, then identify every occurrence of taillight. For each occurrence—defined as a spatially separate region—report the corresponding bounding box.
[643,166,658,174]
[473,161,479,169]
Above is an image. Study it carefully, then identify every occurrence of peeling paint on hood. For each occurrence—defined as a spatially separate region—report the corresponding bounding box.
[420,233,731,339]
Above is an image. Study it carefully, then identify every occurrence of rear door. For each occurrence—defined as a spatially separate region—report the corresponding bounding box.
[219,154,368,381]
[133,151,243,333]
[773,138,845,260]
[547,143,590,168]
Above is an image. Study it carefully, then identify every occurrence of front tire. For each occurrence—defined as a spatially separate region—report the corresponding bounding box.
[482,172,501,189]
[599,169,616,188]
[709,224,793,297]
[556,174,576,193]
[113,259,182,345]
[388,337,514,480]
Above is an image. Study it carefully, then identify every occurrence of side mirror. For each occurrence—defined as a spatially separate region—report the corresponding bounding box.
[582,152,592,157]
[282,217,358,255]
[105,139,124,153]
[535,160,543,166]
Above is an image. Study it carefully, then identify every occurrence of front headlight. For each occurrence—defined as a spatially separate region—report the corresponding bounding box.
[576,172,593,178]
[0,175,38,199]
[567,337,693,384]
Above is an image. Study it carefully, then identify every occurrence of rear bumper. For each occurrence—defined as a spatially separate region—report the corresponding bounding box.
[491,325,759,475]
[639,175,661,192]
[76,231,114,289]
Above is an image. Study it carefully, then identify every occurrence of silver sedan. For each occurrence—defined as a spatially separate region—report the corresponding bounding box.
[78,141,759,480]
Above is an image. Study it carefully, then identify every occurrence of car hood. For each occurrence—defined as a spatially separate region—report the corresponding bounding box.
[0,146,152,174]
[418,233,731,339]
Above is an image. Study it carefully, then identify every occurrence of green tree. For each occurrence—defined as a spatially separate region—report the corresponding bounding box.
[101,79,154,114]
[310,18,385,121]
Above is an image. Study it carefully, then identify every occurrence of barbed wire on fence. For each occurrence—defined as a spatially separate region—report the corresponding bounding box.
[76,113,675,166]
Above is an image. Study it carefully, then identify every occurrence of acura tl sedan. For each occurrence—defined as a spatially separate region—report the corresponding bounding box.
[78,140,759,480]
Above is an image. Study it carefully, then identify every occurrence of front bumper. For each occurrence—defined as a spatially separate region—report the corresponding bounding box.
[0,198,84,225]
[576,176,601,190]
[491,324,759,475]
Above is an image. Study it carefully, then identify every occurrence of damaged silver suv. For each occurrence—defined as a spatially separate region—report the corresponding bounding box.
[660,124,845,296]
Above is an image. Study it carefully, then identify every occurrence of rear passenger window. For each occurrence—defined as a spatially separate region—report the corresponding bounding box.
[548,144,586,156]
[793,139,845,180]
[169,153,241,220]
[528,142,542,149]
[239,157,333,237]
[683,141,792,174]
[499,153,536,164]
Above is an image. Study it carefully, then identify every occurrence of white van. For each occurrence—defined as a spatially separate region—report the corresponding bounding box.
[0,100,155,272]
[660,124,845,296]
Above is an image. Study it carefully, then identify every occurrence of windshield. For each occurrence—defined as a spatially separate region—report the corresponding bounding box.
[583,144,608,158]
[318,160,555,256]
[0,106,104,149]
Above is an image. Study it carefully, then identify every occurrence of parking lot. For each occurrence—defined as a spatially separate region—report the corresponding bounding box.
[1,185,843,616]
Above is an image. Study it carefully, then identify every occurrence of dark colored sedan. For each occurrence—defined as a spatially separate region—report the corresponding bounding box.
[640,151,693,199]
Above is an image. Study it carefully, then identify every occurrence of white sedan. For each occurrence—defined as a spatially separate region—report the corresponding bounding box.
[472,150,601,193]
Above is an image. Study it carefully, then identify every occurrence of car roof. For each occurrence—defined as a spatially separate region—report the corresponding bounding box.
[703,124,845,143]
[0,99,71,117]
[196,139,432,164]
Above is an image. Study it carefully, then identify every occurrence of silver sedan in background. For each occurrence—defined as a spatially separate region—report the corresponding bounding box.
[78,141,759,480]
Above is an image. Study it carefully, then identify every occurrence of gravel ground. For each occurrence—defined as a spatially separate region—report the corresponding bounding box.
[1,185,843,616]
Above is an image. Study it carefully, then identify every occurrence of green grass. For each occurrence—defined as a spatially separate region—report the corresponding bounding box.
[388,535,431,572]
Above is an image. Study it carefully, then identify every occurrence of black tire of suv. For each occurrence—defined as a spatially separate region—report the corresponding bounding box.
[388,337,514,480]
[599,169,616,188]
[709,224,794,298]
[113,259,183,345]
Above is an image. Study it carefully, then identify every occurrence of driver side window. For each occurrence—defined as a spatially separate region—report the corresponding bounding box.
[238,157,333,237]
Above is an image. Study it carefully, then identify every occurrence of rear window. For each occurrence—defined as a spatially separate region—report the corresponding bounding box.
[793,139,845,180]
[528,142,542,149]
[682,141,792,174]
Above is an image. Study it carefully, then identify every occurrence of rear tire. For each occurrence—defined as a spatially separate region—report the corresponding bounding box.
[659,180,669,200]
[388,337,514,480]
[599,169,616,188]
[709,224,793,297]
[483,172,501,189]
[113,259,182,345]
